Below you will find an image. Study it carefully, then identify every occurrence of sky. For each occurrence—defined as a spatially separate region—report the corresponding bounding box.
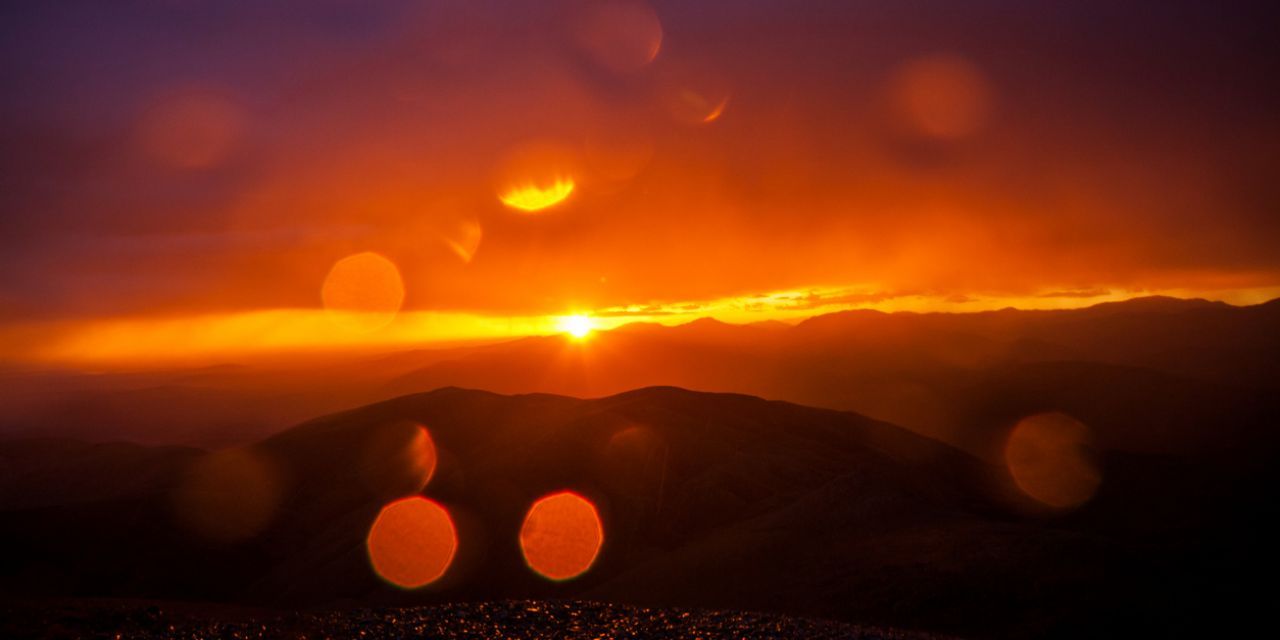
[1,0,1278,364]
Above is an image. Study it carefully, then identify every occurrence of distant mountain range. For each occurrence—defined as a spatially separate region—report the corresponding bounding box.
[3,296,1276,460]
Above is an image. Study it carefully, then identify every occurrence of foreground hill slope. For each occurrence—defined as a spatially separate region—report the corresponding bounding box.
[2,387,1273,638]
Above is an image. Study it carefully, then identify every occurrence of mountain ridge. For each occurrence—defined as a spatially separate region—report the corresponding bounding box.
[3,295,1276,455]
[2,384,1269,637]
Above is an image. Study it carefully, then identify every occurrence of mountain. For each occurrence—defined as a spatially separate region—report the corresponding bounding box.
[2,387,1274,638]
[382,296,1280,458]
[2,296,1277,458]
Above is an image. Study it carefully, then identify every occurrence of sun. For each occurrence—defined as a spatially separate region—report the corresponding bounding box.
[558,314,594,339]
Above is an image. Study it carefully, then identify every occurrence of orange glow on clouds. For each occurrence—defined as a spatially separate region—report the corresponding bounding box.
[519,491,604,581]
[366,496,458,589]
[5,2,1279,365]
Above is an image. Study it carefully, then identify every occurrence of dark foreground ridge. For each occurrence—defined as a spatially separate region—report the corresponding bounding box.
[2,385,1275,638]
[2,599,948,640]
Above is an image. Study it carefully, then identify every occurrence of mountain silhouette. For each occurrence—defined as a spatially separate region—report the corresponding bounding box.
[3,297,1277,467]
[2,386,1273,638]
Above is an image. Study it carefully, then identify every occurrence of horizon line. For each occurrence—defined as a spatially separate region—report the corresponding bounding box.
[3,287,1277,370]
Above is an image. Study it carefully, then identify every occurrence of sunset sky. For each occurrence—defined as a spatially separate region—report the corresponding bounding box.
[2,1,1277,364]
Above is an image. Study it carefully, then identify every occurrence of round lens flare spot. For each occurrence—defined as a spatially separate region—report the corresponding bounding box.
[366,496,458,589]
[558,315,594,339]
[890,53,990,139]
[1004,412,1102,509]
[172,449,281,543]
[138,88,244,169]
[321,252,405,333]
[572,0,663,73]
[498,178,575,212]
[519,491,604,581]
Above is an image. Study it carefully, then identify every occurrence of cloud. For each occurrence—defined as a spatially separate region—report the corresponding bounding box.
[1,0,1278,325]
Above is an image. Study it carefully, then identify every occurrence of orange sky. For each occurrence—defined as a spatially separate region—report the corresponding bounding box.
[1,1,1278,366]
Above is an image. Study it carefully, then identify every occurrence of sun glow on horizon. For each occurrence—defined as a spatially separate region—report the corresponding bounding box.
[5,284,1278,367]
[558,314,595,339]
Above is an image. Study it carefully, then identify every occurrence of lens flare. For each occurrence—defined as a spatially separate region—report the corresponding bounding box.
[659,61,732,126]
[321,252,405,333]
[667,89,730,124]
[359,422,438,500]
[573,0,663,73]
[701,96,730,123]
[366,496,458,589]
[1004,412,1102,509]
[495,141,580,212]
[498,178,576,212]
[138,88,244,169]
[890,53,990,139]
[171,448,281,543]
[441,217,483,263]
[519,491,604,581]
[607,425,662,458]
